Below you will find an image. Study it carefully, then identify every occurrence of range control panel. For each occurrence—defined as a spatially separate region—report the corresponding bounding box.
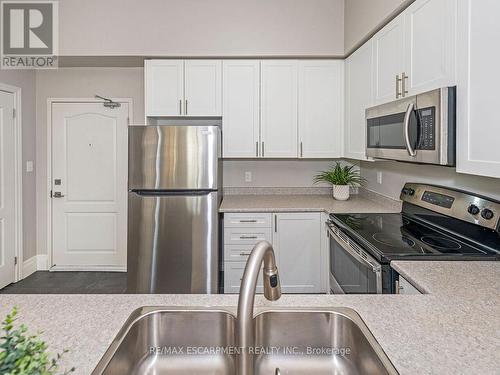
[400,183,500,233]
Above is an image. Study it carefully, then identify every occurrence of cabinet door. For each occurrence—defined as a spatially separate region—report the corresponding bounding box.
[404,0,457,95]
[373,15,405,104]
[145,60,184,116]
[222,60,260,158]
[260,60,298,158]
[273,213,322,293]
[298,60,343,158]
[184,60,222,116]
[344,41,374,160]
[456,0,500,178]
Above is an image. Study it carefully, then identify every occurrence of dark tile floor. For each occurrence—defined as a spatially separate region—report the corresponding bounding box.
[0,271,127,294]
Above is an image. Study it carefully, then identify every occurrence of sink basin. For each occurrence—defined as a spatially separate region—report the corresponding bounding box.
[254,309,397,375]
[92,307,236,374]
[93,307,397,375]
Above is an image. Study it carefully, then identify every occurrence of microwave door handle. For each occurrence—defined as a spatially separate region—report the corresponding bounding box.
[404,103,417,157]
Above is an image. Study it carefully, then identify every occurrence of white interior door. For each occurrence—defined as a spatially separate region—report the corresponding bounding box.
[51,102,129,270]
[0,91,16,288]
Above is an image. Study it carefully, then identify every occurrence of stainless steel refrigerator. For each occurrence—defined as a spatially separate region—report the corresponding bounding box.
[127,125,221,293]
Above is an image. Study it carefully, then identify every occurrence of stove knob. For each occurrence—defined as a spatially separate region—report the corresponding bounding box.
[481,209,495,220]
[467,204,480,216]
[408,188,415,196]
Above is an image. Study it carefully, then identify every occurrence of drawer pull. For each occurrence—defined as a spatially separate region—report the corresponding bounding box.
[239,220,257,223]
[239,235,258,239]
[239,252,251,256]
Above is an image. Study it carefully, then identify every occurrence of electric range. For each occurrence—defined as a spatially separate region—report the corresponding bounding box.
[327,183,500,294]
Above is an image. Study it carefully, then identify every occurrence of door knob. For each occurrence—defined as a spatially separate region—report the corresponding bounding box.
[53,191,65,198]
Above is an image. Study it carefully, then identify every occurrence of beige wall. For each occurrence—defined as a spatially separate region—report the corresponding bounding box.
[224,160,344,187]
[361,161,500,201]
[35,68,144,257]
[0,70,37,260]
[344,0,410,53]
[59,0,344,57]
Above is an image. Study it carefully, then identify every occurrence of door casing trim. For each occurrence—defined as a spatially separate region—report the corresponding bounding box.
[0,83,23,282]
[46,98,133,270]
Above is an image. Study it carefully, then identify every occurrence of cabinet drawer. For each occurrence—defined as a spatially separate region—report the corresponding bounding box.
[224,244,256,262]
[224,213,272,228]
[224,262,263,294]
[224,227,272,245]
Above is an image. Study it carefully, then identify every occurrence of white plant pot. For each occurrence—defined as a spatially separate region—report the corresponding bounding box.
[332,185,350,201]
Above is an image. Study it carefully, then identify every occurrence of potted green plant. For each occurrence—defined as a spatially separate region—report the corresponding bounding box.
[0,307,75,375]
[313,162,365,201]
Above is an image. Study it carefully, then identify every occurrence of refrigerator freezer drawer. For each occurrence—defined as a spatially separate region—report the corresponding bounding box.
[128,125,220,190]
[127,191,219,293]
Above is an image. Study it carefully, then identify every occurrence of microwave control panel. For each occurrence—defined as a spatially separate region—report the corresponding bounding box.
[418,107,435,150]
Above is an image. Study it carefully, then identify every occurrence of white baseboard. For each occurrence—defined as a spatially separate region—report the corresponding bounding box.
[22,256,37,278]
[49,265,126,272]
[37,255,49,271]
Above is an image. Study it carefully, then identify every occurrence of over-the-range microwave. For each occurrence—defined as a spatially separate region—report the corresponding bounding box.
[365,87,456,166]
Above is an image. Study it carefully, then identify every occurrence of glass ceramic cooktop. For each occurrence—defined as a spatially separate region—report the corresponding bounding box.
[330,213,496,260]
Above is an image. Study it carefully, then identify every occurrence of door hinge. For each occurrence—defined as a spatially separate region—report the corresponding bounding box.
[12,108,16,118]
[14,256,18,265]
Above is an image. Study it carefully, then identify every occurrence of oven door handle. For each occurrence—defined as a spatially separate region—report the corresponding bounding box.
[328,226,381,273]
[404,102,417,157]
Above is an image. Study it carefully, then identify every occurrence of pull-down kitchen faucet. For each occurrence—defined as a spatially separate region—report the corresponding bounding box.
[237,241,282,375]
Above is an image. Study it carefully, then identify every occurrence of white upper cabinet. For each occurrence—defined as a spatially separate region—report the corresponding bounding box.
[298,60,344,158]
[145,60,184,116]
[372,0,457,104]
[184,60,222,116]
[456,0,500,178]
[222,60,260,158]
[344,40,374,160]
[373,14,405,104]
[260,60,298,158]
[404,0,457,95]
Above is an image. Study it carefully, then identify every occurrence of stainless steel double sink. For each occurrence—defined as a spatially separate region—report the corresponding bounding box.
[92,307,398,374]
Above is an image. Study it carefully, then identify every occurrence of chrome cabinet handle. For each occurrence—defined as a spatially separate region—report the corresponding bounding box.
[274,215,277,232]
[239,220,257,223]
[239,236,257,239]
[300,141,303,157]
[179,99,182,115]
[185,100,188,115]
[256,141,259,157]
[396,74,402,98]
[261,141,265,157]
[239,252,251,256]
[401,72,408,97]
[404,102,417,157]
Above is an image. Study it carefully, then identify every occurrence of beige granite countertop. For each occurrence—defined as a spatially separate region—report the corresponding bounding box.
[1,261,499,375]
[220,193,401,214]
[391,260,500,296]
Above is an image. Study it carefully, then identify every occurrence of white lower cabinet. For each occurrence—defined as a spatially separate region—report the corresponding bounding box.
[273,213,323,293]
[397,276,422,295]
[223,212,325,294]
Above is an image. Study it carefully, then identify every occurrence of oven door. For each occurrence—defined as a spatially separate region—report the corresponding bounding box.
[328,225,382,294]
